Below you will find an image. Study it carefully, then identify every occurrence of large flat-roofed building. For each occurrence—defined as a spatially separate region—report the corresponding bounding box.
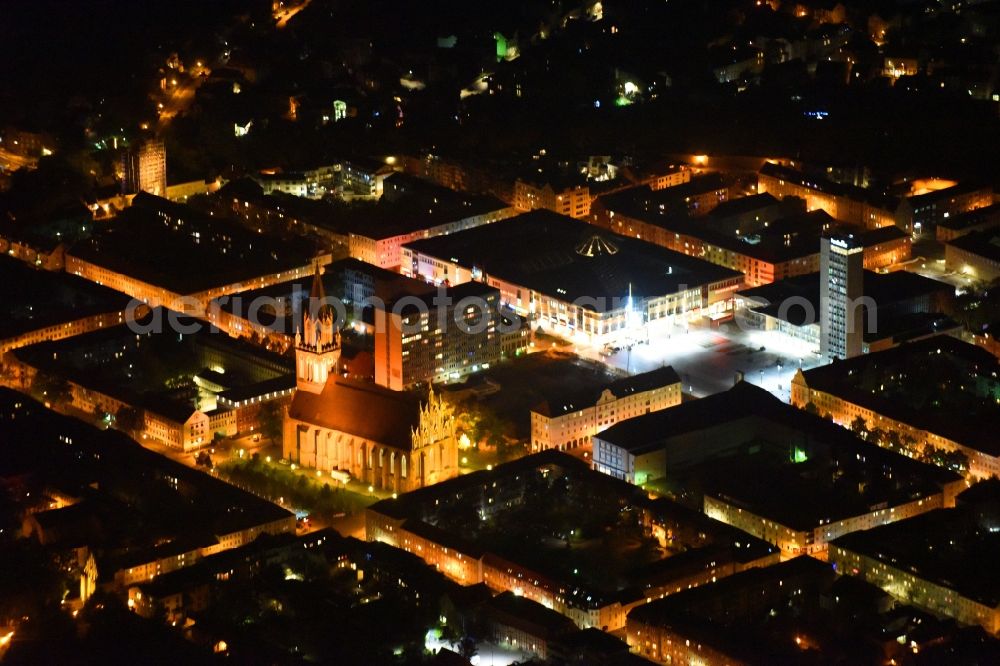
[936,203,1000,242]
[365,450,778,631]
[758,162,903,230]
[344,185,516,271]
[6,310,295,451]
[903,180,994,238]
[592,383,962,559]
[829,501,1000,635]
[65,193,322,315]
[945,228,1000,282]
[594,188,910,287]
[401,211,743,346]
[530,366,681,452]
[792,335,1000,478]
[593,382,790,485]
[0,255,141,354]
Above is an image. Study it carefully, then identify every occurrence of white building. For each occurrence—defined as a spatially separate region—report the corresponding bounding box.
[531,366,681,451]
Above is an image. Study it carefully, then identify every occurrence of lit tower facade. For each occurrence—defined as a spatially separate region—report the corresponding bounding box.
[122,139,167,197]
[294,266,340,393]
[820,233,864,360]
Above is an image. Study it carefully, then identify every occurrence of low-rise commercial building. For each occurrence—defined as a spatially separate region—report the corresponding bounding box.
[402,212,742,347]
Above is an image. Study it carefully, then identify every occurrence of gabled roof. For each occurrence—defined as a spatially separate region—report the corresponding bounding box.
[533,366,681,417]
[287,377,424,450]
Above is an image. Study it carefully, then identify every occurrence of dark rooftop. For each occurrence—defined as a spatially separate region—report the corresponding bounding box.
[707,192,781,219]
[937,203,1000,233]
[759,163,898,211]
[832,507,1000,608]
[404,211,741,311]
[0,255,133,342]
[533,365,681,417]
[738,269,952,327]
[337,192,512,240]
[596,382,780,454]
[797,335,1000,455]
[603,187,837,264]
[947,228,1000,264]
[483,591,578,638]
[68,193,316,295]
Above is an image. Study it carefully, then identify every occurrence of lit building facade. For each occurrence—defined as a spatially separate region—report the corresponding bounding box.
[791,337,1000,479]
[364,451,779,632]
[758,163,901,230]
[704,491,952,560]
[342,159,397,199]
[936,203,1000,242]
[830,542,1000,635]
[945,229,1000,282]
[284,281,459,492]
[373,282,506,390]
[401,212,742,348]
[347,201,517,271]
[65,193,325,315]
[820,234,864,360]
[253,164,339,198]
[531,366,681,452]
[122,140,167,197]
[904,181,994,237]
[514,179,592,219]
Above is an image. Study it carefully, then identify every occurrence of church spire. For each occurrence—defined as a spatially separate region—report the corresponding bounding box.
[310,261,326,303]
[294,261,341,394]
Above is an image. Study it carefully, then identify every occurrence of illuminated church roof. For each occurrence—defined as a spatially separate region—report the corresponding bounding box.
[288,377,451,451]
